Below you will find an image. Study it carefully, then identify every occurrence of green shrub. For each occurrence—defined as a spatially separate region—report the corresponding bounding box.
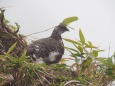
[64,29,115,86]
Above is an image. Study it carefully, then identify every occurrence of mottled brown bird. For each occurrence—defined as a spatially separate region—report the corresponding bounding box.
[26,24,69,64]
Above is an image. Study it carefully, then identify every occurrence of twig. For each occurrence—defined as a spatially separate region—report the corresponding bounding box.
[64,80,81,86]
[25,26,55,37]
[14,22,20,34]
[41,76,51,85]
[0,6,12,10]
[108,41,111,58]
[33,69,45,86]
[67,26,76,30]
[84,79,95,86]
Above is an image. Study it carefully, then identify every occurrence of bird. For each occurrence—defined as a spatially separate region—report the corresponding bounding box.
[26,24,69,64]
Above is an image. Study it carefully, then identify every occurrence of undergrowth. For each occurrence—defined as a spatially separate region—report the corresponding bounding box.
[0,9,115,86]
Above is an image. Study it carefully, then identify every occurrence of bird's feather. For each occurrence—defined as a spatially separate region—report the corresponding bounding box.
[27,37,64,64]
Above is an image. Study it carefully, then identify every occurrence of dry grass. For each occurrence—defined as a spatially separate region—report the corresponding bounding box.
[0,9,27,57]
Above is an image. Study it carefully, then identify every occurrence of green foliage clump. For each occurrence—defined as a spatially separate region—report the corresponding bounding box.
[0,9,27,57]
[64,29,115,86]
[0,46,77,86]
[0,29,114,86]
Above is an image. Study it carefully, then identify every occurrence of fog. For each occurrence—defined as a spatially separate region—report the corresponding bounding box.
[0,0,115,58]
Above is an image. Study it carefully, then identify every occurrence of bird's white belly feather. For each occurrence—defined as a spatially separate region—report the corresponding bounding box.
[33,51,59,64]
[49,52,59,61]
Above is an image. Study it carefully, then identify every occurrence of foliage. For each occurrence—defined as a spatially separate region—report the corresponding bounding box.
[61,16,78,26]
[0,29,114,86]
[0,9,27,56]
[0,9,115,86]
[0,46,78,86]
[64,29,115,86]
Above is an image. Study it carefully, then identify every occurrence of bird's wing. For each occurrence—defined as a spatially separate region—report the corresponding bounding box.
[27,38,60,57]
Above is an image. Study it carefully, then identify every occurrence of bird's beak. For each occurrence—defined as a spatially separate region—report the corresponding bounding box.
[58,23,69,31]
[66,27,69,31]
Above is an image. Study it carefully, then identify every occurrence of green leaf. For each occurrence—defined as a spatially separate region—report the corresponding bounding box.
[7,54,19,63]
[15,22,20,29]
[6,42,17,54]
[97,58,115,67]
[106,68,113,76]
[66,48,74,55]
[88,41,92,47]
[65,47,79,53]
[85,43,91,48]
[77,45,83,53]
[61,16,78,26]
[63,38,81,45]
[79,29,85,45]
[10,25,16,30]
[19,49,29,63]
[20,49,26,59]
[85,43,97,49]
[4,19,10,24]
[0,78,3,83]
[71,53,85,58]
[84,58,92,67]
[0,55,5,58]
[92,50,98,57]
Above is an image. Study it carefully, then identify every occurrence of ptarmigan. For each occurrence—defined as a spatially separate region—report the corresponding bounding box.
[26,24,69,64]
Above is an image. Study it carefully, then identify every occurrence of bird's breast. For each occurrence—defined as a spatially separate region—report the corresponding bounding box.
[48,51,60,61]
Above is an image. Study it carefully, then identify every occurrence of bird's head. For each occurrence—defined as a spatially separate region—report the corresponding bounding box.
[57,23,69,33]
[51,24,69,39]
